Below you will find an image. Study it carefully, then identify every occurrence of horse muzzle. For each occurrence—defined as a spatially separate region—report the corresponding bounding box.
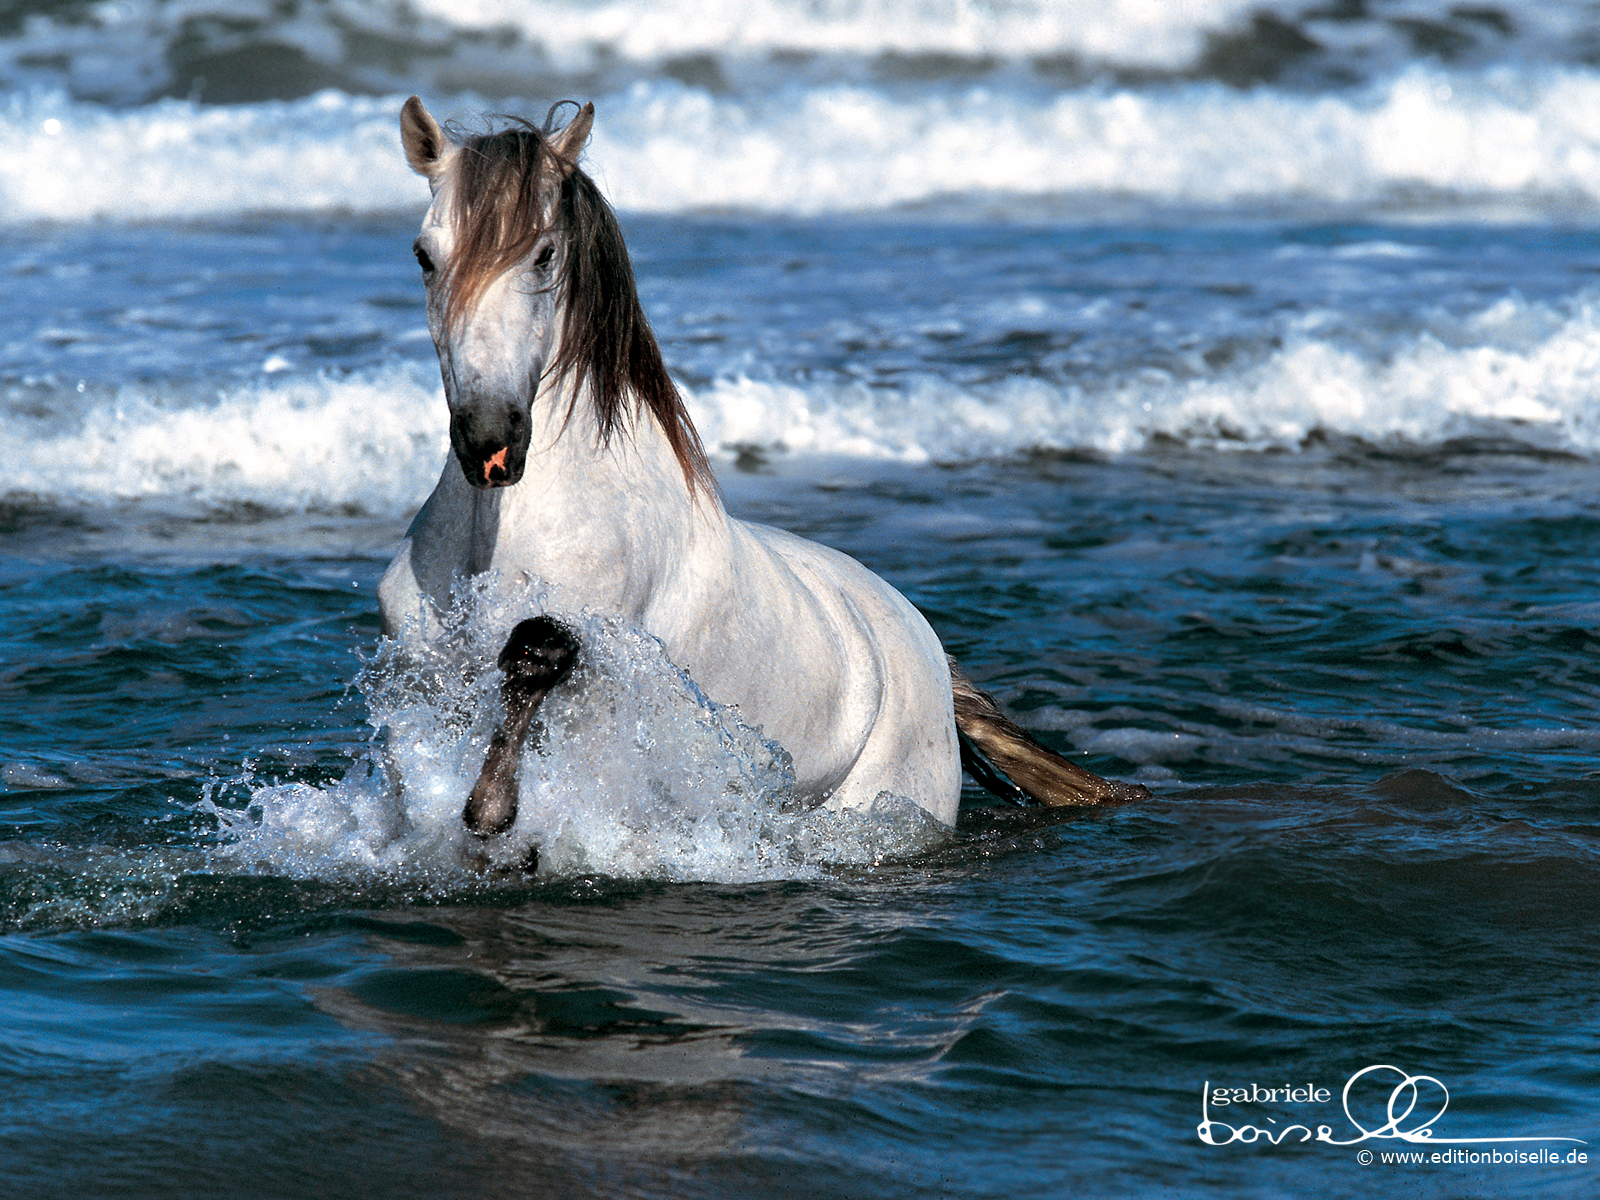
[460,443,522,487]
[450,410,531,489]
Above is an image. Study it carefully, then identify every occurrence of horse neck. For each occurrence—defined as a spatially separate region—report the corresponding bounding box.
[526,364,685,496]
[473,367,726,606]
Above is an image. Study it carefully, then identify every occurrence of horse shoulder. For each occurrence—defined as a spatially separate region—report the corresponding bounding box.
[379,460,508,638]
[377,537,426,638]
[741,522,942,665]
[378,466,448,637]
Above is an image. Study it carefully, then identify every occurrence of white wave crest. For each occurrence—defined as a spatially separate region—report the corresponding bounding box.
[411,0,1259,70]
[587,67,1600,215]
[687,292,1600,460]
[2,361,448,511]
[8,292,1600,516]
[0,90,420,222]
[6,63,1600,221]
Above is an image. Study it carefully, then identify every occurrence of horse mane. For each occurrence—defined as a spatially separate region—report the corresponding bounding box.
[439,113,715,497]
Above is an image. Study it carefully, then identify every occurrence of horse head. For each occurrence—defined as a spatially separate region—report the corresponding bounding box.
[400,96,595,490]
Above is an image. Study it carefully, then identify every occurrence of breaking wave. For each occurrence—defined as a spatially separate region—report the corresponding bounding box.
[8,289,1600,515]
[3,62,1600,220]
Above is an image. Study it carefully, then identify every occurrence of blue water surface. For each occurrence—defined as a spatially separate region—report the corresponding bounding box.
[1,208,1599,1198]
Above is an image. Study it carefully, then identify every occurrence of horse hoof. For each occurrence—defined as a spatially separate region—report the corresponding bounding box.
[463,616,581,836]
[464,775,518,836]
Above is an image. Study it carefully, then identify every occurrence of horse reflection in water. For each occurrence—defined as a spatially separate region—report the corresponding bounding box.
[378,96,1146,852]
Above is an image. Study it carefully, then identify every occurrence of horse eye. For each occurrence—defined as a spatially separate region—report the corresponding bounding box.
[413,240,435,274]
[534,243,555,272]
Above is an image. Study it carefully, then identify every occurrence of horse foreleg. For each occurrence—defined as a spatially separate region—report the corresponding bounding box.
[465,616,579,836]
[948,658,1150,806]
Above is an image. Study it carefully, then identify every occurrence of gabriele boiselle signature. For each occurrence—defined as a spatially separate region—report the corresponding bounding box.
[1197,1065,1588,1148]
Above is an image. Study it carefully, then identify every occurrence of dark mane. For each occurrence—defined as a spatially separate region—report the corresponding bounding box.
[440,114,715,497]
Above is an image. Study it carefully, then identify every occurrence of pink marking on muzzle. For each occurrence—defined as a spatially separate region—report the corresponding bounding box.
[483,446,509,484]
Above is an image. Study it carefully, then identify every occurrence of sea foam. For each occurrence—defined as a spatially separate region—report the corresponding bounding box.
[585,67,1600,215]
[692,289,1600,460]
[0,90,419,222]
[2,360,448,512]
[410,0,1261,71]
[9,289,1600,515]
[4,64,1600,222]
[213,580,947,884]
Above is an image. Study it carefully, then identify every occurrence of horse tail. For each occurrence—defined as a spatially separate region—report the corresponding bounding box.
[949,659,1150,806]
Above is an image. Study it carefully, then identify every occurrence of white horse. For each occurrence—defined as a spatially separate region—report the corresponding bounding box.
[378,97,1144,837]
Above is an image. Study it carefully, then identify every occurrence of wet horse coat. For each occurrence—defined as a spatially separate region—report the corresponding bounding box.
[378,98,1142,831]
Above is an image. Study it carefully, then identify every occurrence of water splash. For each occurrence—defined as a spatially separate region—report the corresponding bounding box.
[211,579,949,885]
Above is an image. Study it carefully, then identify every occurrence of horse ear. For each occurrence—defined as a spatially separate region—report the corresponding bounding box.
[546,102,595,175]
[400,95,454,183]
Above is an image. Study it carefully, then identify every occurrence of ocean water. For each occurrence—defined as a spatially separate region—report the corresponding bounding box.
[2,1,1599,1196]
